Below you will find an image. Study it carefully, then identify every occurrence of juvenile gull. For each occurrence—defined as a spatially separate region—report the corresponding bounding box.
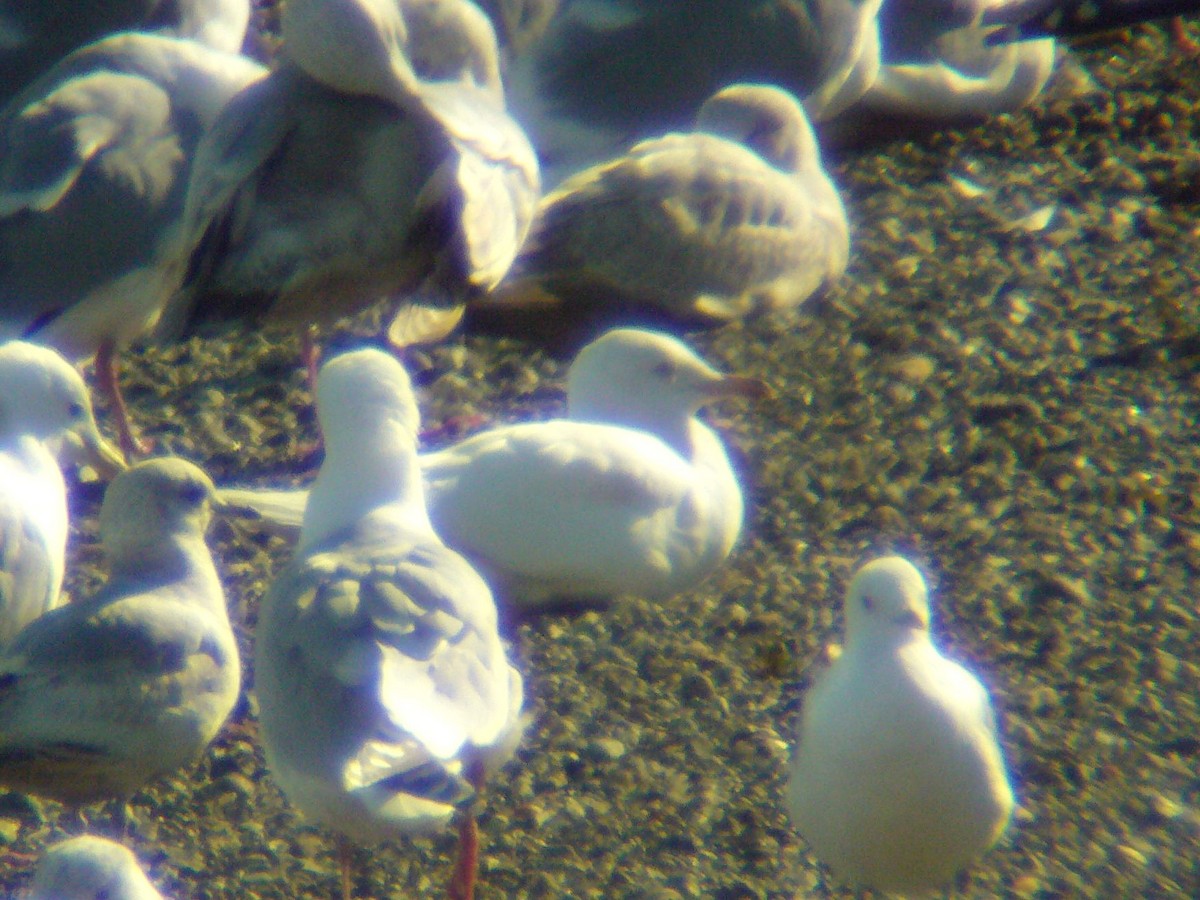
[786,556,1015,894]
[0,341,124,648]
[0,457,240,807]
[447,83,848,339]
[222,328,766,610]
[255,348,524,900]
[29,835,165,900]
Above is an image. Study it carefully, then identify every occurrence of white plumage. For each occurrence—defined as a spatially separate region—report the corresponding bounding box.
[0,340,124,648]
[787,555,1015,894]
[220,328,765,609]
[254,348,523,884]
[29,835,165,900]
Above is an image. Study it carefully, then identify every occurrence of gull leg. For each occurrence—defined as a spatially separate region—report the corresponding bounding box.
[300,326,321,396]
[95,340,147,458]
[447,756,486,900]
[338,836,354,900]
[1171,16,1200,53]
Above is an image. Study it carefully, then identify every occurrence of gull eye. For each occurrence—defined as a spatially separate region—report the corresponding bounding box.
[66,400,84,419]
[861,594,875,612]
[652,360,676,380]
[179,482,209,506]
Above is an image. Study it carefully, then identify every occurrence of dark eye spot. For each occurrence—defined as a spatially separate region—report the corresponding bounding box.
[861,594,874,612]
[652,361,676,380]
[67,401,84,419]
[179,482,208,505]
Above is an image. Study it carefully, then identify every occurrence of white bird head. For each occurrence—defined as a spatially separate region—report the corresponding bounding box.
[696,82,822,176]
[844,555,932,644]
[566,328,767,453]
[316,347,421,454]
[282,0,503,110]
[0,340,125,471]
[303,347,430,551]
[29,835,163,900]
[99,457,217,576]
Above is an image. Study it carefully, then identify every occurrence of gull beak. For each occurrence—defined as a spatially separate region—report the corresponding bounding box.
[75,427,129,479]
[893,608,929,631]
[706,373,773,401]
[212,494,264,520]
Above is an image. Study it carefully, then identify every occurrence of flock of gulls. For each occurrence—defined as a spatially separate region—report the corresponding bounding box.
[0,0,1194,897]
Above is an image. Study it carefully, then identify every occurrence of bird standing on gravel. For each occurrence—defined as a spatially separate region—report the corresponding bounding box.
[787,555,1014,894]
[255,348,524,900]
[0,31,267,456]
[0,341,125,648]
[156,0,540,385]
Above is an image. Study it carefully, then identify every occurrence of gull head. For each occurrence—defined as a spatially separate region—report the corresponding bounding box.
[315,347,420,455]
[696,83,822,176]
[0,341,125,471]
[567,328,767,449]
[403,0,504,99]
[302,347,428,551]
[29,835,163,900]
[282,0,503,109]
[844,555,932,644]
[100,457,217,574]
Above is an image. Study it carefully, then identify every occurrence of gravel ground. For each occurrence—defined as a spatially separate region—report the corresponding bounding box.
[2,14,1200,900]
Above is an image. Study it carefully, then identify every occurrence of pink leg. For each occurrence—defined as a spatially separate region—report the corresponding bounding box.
[95,340,146,459]
[447,756,487,900]
[300,326,321,396]
[338,837,354,900]
[1171,17,1200,54]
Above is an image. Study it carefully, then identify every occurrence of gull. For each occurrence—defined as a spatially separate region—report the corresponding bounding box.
[982,0,1200,43]
[0,31,267,455]
[29,835,165,900]
[473,0,562,57]
[840,0,1056,130]
[786,556,1015,894]
[505,0,883,185]
[221,328,766,610]
[435,82,847,340]
[0,457,240,808]
[0,340,125,648]
[154,0,540,381]
[255,347,524,900]
[0,0,252,106]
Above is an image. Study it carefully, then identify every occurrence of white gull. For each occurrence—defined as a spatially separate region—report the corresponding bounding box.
[254,347,524,900]
[786,555,1015,894]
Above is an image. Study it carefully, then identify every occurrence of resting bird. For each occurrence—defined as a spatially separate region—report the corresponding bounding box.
[221,328,766,610]
[830,0,1056,139]
[255,348,524,900]
[0,457,240,808]
[787,556,1015,894]
[155,0,540,380]
[28,835,165,900]
[0,0,252,106]
[505,0,883,184]
[0,31,267,455]
[0,341,124,648]
[425,82,847,342]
